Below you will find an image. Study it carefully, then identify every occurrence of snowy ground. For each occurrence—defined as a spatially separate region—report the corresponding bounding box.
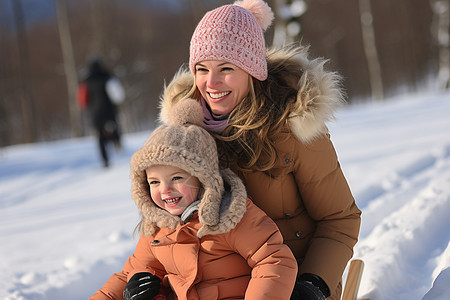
[1,92,449,300]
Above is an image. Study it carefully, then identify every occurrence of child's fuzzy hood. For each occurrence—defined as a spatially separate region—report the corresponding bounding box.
[131,166,247,239]
[159,44,345,143]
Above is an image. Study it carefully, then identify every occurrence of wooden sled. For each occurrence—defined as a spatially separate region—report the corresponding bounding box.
[341,259,368,300]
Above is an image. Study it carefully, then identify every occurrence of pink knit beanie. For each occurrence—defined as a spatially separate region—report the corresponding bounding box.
[189,0,274,81]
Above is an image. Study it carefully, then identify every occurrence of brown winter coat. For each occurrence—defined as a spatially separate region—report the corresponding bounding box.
[159,45,362,299]
[90,169,297,300]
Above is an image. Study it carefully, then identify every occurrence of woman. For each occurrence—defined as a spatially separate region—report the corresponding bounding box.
[159,0,361,299]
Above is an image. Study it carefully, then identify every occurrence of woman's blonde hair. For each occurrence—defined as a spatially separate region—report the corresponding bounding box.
[184,48,304,173]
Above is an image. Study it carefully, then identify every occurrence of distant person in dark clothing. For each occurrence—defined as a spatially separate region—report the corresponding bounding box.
[78,58,125,167]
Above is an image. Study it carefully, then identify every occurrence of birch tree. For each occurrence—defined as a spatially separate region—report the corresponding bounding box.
[358,0,384,101]
[55,0,81,137]
[272,0,308,47]
[430,0,450,90]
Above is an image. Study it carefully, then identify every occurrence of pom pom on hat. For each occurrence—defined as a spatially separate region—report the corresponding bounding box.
[168,98,204,127]
[190,0,274,81]
[234,0,274,31]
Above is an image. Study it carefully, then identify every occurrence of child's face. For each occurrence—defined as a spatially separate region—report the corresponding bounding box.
[145,165,201,216]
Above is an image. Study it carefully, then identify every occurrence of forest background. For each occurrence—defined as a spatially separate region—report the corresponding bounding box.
[0,0,448,146]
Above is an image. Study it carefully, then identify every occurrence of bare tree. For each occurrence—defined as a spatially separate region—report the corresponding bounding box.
[11,0,38,142]
[0,2,12,146]
[272,0,308,47]
[55,0,82,137]
[89,0,111,57]
[358,0,384,101]
[430,0,450,90]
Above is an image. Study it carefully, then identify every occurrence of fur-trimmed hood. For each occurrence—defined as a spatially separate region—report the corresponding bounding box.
[159,44,345,143]
[132,166,248,239]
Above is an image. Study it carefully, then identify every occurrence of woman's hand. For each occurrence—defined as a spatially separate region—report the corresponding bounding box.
[290,273,330,300]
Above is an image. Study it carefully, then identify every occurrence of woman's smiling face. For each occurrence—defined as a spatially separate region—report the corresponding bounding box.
[195,60,251,115]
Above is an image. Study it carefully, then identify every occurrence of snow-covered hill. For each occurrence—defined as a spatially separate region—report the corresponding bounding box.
[1,92,449,300]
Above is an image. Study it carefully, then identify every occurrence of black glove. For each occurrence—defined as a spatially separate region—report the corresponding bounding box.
[290,273,330,300]
[123,272,161,300]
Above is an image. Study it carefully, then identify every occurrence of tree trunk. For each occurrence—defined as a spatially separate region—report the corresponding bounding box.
[12,0,37,143]
[272,0,288,47]
[55,0,82,137]
[431,0,450,90]
[90,0,106,57]
[358,0,384,101]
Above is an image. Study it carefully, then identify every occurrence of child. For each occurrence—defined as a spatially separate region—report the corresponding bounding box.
[90,99,297,300]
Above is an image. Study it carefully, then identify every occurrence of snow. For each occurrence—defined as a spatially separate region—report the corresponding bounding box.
[1,92,450,300]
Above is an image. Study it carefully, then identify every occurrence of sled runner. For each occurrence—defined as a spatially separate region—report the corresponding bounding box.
[342,259,367,300]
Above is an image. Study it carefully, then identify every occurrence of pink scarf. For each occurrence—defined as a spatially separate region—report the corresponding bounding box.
[201,98,229,134]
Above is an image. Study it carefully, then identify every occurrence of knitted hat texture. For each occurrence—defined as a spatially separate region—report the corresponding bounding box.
[189,0,274,81]
[130,99,224,234]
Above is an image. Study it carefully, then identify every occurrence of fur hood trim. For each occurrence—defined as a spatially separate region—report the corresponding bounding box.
[272,45,346,142]
[159,44,345,143]
[132,167,247,238]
